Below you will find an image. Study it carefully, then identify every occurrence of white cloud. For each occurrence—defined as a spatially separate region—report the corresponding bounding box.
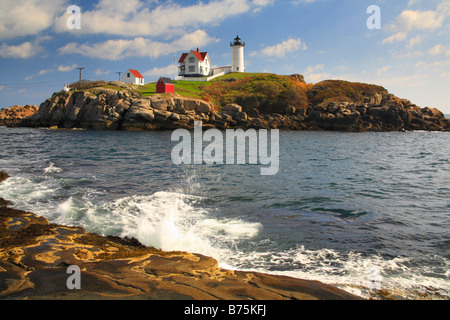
[291,0,322,5]
[382,2,449,45]
[252,38,307,58]
[393,10,444,32]
[0,0,66,40]
[251,0,275,12]
[95,69,111,76]
[429,44,444,55]
[57,64,78,72]
[303,64,330,83]
[0,37,50,59]
[406,35,424,48]
[58,30,217,60]
[143,64,179,78]
[54,0,271,38]
[382,32,407,45]
[414,58,450,72]
[0,34,52,59]
[376,66,392,76]
[0,41,39,59]
[25,68,53,80]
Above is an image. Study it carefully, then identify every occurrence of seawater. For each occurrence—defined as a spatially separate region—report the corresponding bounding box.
[0,126,449,299]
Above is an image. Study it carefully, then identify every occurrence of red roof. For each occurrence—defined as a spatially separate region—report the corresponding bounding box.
[129,69,144,79]
[178,50,208,63]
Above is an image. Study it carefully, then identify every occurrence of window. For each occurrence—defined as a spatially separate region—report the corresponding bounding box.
[127,73,130,77]
[189,66,195,72]
[189,57,195,63]
[237,67,239,71]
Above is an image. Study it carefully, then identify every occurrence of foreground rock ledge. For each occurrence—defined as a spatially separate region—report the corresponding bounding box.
[0,173,360,300]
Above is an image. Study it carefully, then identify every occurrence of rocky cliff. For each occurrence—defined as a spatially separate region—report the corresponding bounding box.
[2,78,449,132]
[0,105,38,127]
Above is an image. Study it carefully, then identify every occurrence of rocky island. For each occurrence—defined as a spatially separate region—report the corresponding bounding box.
[0,171,360,300]
[1,73,449,132]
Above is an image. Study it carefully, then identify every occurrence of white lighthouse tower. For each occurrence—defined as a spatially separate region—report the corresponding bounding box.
[230,35,245,73]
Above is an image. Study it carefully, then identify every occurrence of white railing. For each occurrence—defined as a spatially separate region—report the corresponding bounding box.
[175,72,225,82]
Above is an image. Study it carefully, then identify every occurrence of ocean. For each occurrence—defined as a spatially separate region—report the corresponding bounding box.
[0,126,448,300]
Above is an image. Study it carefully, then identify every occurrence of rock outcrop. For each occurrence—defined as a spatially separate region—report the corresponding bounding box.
[2,81,449,132]
[305,97,449,132]
[0,172,360,300]
[0,105,38,127]
[27,89,215,131]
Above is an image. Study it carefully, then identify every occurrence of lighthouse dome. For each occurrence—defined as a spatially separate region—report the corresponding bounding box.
[231,35,245,47]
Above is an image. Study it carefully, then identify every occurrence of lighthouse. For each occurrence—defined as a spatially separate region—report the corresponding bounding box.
[230,35,245,73]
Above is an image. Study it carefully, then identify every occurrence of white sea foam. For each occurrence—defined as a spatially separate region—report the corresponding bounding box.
[55,191,262,262]
[43,162,63,174]
[228,246,450,300]
[0,175,58,207]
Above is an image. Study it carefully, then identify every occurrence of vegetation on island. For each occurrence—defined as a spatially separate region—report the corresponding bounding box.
[308,80,388,106]
[67,73,392,116]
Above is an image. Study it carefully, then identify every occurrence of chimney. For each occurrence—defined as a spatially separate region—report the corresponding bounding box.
[197,48,199,52]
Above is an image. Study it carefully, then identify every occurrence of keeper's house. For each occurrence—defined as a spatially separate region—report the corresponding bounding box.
[178,49,212,77]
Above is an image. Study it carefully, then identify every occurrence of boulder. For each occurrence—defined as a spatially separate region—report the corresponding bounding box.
[195,101,213,114]
[124,105,154,123]
[170,113,181,121]
[151,96,170,111]
[223,104,242,115]
[234,111,248,122]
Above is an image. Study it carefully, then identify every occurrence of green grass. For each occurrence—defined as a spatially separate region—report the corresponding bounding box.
[136,81,210,99]
[211,72,269,82]
[136,73,267,99]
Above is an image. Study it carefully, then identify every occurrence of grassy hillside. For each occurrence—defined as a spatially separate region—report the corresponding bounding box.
[203,73,309,114]
[137,73,264,100]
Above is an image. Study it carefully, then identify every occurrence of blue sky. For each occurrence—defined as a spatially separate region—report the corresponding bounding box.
[1,0,449,113]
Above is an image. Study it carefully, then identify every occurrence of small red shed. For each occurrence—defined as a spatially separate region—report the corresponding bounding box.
[156,77,175,94]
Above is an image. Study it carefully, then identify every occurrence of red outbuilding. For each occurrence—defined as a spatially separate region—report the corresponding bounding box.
[156,77,175,94]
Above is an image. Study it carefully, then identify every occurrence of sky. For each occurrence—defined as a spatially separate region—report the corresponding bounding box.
[0,0,449,113]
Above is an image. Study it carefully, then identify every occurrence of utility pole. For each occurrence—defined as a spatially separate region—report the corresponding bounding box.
[77,67,85,82]
[116,72,122,81]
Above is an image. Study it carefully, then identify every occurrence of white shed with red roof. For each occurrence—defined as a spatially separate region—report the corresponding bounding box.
[122,69,145,86]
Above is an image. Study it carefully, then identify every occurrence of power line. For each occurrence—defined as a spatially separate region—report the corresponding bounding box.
[0,78,75,87]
